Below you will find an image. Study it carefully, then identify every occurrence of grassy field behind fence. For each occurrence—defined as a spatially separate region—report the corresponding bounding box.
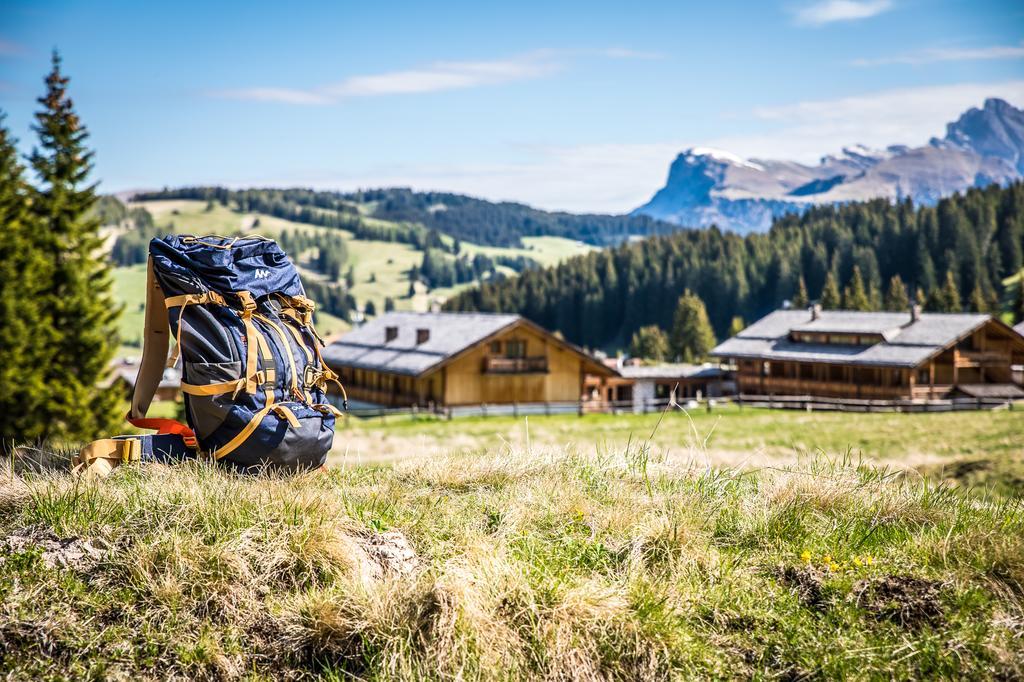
[334,405,1024,496]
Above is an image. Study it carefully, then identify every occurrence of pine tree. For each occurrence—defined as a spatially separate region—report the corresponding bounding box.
[883,274,910,311]
[629,325,669,362]
[968,282,988,313]
[27,52,121,442]
[0,113,51,444]
[670,291,716,363]
[791,276,809,309]
[1013,273,1024,324]
[384,297,395,312]
[729,316,745,337]
[842,265,871,311]
[819,271,841,309]
[927,269,962,312]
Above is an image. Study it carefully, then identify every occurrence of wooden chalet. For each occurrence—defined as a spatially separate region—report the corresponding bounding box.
[322,312,615,407]
[711,305,1024,400]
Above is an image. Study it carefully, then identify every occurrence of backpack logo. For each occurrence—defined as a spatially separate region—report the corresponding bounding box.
[254,268,270,279]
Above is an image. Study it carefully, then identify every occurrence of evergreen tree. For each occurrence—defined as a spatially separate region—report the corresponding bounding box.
[791,276,809,309]
[842,265,871,311]
[927,269,962,312]
[670,291,716,363]
[364,300,377,316]
[729,316,745,337]
[1013,274,1024,324]
[883,274,910,311]
[968,282,988,313]
[628,325,669,362]
[28,53,120,441]
[819,271,842,309]
[0,114,50,444]
[384,297,395,313]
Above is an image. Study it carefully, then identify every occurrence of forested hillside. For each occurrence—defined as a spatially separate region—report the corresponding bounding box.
[446,183,1024,349]
[136,186,683,248]
[350,187,682,246]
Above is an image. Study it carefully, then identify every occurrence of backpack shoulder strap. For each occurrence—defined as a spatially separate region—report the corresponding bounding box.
[129,257,170,420]
[126,257,196,445]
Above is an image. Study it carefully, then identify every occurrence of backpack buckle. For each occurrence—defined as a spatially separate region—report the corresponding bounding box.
[236,291,257,317]
[303,364,321,389]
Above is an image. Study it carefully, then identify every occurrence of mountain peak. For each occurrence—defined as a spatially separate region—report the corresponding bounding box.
[944,98,1024,173]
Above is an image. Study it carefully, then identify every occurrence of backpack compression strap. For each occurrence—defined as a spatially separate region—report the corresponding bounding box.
[128,257,197,445]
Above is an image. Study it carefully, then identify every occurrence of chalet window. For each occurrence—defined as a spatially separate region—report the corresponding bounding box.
[918,369,929,384]
[490,341,502,353]
[506,340,526,358]
[416,328,430,345]
[385,326,398,342]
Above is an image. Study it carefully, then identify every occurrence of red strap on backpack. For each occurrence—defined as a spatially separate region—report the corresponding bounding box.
[127,416,197,448]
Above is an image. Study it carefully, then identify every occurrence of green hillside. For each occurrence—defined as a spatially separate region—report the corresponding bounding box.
[109,199,591,356]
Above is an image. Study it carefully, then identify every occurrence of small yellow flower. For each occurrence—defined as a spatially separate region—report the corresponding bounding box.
[822,554,832,565]
[853,556,863,567]
[801,550,812,563]
[865,555,874,565]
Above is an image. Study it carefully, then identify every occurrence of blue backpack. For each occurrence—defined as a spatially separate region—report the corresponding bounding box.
[76,234,347,475]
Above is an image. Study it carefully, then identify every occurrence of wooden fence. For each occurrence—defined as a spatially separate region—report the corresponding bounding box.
[336,393,1018,422]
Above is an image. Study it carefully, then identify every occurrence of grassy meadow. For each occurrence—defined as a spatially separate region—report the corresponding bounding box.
[334,405,1024,495]
[2,439,1023,679]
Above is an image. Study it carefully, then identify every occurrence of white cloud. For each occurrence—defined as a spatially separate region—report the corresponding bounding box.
[793,0,892,26]
[213,48,654,104]
[720,80,1024,162]
[852,41,1024,66]
[267,141,684,214]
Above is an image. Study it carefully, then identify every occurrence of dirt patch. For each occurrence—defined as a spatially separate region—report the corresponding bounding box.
[0,527,110,570]
[774,564,829,611]
[851,575,945,628]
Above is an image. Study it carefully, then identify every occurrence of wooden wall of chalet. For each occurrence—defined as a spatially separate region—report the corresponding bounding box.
[442,323,585,405]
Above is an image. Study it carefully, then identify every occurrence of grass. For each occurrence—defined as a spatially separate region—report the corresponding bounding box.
[335,405,1024,495]
[2,438,1023,679]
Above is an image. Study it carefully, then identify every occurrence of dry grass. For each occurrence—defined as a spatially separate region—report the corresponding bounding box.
[1,440,1023,679]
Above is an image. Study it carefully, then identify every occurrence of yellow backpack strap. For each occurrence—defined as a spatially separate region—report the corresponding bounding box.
[130,257,171,421]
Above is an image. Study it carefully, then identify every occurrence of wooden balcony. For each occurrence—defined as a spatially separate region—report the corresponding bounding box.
[955,350,1008,367]
[483,356,549,374]
[912,384,952,399]
[737,374,909,399]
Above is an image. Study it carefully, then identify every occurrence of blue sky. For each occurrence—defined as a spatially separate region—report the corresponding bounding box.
[1,0,1023,212]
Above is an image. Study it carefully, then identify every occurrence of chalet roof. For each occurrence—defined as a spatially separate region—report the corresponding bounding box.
[711,309,990,368]
[1016,321,1024,337]
[322,311,612,377]
[618,363,725,381]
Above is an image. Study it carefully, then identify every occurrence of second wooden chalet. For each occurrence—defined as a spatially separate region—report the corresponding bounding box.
[711,305,1024,400]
